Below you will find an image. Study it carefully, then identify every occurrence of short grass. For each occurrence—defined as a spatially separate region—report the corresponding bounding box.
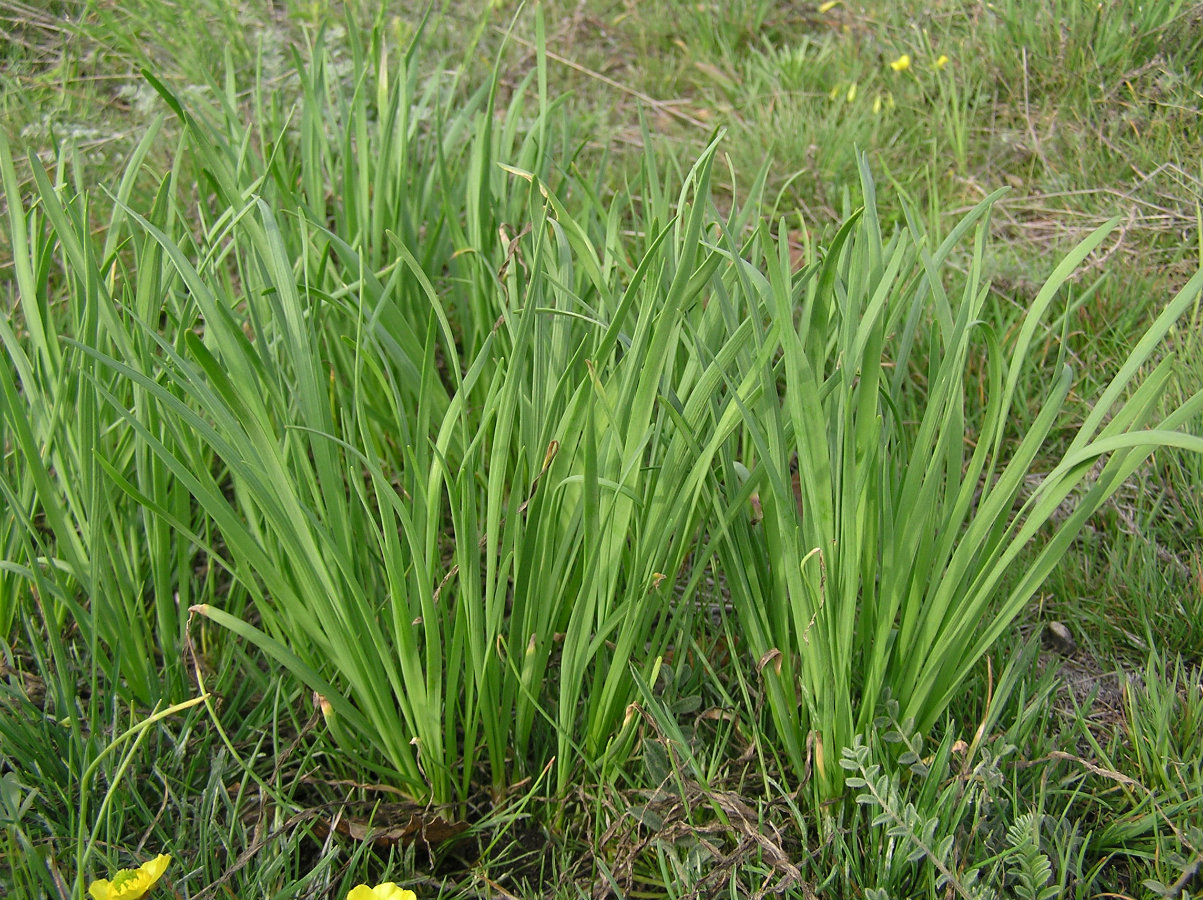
[2,2,1202,899]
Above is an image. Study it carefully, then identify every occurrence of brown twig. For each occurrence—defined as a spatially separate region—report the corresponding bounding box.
[499,31,710,130]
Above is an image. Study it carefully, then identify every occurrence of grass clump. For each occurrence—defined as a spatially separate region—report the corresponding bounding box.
[2,2,1203,899]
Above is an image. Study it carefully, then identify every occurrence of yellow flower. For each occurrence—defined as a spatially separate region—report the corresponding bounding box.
[88,854,170,900]
[346,885,417,900]
[934,54,950,70]
[889,54,911,72]
[818,0,840,11]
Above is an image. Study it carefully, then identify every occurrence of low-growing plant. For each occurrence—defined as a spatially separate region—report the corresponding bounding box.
[2,15,756,806]
[712,157,1203,799]
[4,4,1203,896]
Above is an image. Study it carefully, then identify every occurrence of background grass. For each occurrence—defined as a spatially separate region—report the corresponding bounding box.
[2,1,1202,898]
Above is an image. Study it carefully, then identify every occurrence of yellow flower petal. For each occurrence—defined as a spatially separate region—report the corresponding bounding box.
[88,855,171,900]
[935,54,950,70]
[889,54,911,72]
[346,884,417,900]
[818,0,840,11]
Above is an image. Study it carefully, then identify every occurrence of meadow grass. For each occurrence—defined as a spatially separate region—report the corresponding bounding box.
[2,2,1202,898]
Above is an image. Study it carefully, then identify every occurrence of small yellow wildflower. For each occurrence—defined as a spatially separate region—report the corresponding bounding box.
[346,885,417,900]
[818,0,840,11]
[934,54,950,70]
[889,54,911,72]
[88,854,171,900]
